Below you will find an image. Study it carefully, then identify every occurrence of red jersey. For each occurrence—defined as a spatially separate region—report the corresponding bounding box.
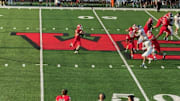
[126,31,136,50]
[75,29,82,36]
[148,34,157,43]
[162,17,169,26]
[144,18,153,33]
[154,17,163,28]
[148,34,160,53]
[128,27,133,32]
[56,95,71,101]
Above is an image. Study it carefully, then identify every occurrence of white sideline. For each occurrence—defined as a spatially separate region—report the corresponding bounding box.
[1,6,180,11]
[39,8,44,101]
[92,8,150,101]
[144,10,180,40]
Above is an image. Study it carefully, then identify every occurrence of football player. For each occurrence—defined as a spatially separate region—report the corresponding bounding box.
[125,24,138,33]
[141,37,153,67]
[56,89,71,101]
[166,12,174,40]
[156,15,171,41]
[174,13,180,35]
[144,17,153,34]
[147,31,163,60]
[136,25,148,51]
[70,24,85,54]
[98,93,106,101]
[125,31,136,59]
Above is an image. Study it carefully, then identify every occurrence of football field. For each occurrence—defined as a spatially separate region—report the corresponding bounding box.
[0,7,180,101]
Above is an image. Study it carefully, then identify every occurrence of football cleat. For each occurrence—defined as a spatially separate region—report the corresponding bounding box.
[164,37,168,41]
[163,53,166,60]
[74,50,79,54]
[148,58,153,64]
[140,64,145,67]
[125,49,127,52]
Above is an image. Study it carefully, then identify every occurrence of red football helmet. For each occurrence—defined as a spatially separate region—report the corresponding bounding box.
[77,24,82,30]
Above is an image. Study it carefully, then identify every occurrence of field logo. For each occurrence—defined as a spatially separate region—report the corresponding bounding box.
[11,32,180,60]
[154,94,180,101]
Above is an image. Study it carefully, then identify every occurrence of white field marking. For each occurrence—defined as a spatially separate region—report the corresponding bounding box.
[2,6,180,11]
[0,15,3,16]
[74,64,78,68]
[121,65,134,67]
[113,8,116,11]
[57,64,61,68]
[42,28,46,30]
[109,65,113,68]
[52,27,56,30]
[0,27,3,29]
[4,64,8,67]
[102,16,117,20]
[145,10,180,40]
[65,27,68,30]
[26,27,30,30]
[161,65,165,69]
[177,66,180,69]
[22,64,25,67]
[39,8,44,101]
[13,27,16,30]
[93,8,150,101]
[35,64,48,66]
[130,65,134,67]
[173,34,180,40]
[91,64,95,68]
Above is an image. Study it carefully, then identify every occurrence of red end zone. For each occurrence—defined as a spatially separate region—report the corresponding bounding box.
[11,32,180,60]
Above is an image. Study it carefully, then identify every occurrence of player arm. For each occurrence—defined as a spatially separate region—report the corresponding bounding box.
[153,21,161,28]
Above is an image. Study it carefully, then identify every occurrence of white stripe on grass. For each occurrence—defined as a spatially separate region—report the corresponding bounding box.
[39,8,44,101]
[144,10,180,40]
[92,8,150,101]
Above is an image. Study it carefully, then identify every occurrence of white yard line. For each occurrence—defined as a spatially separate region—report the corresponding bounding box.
[39,8,44,101]
[144,10,180,40]
[92,8,150,101]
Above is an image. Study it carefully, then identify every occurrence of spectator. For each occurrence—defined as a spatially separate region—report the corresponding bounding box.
[55,0,61,6]
[156,0,162,12]
[46,0,51,6]
[56,89,71,101]
[98,93,106,101]
[39,0,43,6]
[128,95,134,101]
[1,0,6,6]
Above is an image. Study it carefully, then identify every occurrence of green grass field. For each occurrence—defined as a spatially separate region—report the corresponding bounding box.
[0,7,180,101]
